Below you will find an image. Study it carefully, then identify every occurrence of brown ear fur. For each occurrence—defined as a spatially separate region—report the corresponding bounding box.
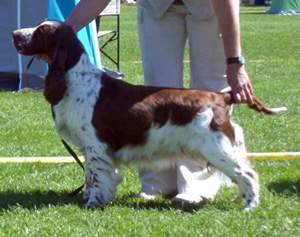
[43,43,67,105]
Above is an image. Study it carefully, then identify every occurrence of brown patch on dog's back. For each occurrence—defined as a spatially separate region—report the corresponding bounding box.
[92,74,236,151]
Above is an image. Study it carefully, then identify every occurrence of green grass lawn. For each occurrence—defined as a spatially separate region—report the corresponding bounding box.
[0,5,300,236]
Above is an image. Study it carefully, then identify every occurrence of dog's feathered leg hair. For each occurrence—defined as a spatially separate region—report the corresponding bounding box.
[43,42,68,105]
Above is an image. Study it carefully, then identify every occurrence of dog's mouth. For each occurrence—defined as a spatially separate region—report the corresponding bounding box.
[13,43,33,56]
[13,42,26,54]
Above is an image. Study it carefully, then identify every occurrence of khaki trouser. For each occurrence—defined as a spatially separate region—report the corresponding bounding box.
[137,4,233,200]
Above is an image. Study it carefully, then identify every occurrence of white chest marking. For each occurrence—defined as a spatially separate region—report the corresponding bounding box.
[53,54,102,149]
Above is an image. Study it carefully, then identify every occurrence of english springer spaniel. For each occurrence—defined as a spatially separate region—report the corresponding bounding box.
[12,20,287,211]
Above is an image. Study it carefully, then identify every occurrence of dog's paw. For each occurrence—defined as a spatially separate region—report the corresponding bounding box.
[84,188,112,207]
[85,198,102,207]
[243,199,259,212]
[85,193,103,207]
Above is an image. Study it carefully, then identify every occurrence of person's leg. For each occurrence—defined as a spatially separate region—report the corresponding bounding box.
[137,4,186,88]
[173,14,229,203]
[137,4,187,197]
[138,168,177,198]
[188,14,228,92]
[174,160,225,203]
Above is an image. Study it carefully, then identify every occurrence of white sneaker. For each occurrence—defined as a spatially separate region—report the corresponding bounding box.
[172,193,205,205]
[135,192,160,200]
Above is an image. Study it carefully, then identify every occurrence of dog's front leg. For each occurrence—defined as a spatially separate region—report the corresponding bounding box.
[84,144,122,207]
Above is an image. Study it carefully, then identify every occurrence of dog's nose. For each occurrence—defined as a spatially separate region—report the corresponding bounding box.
[12,30,23,43]
[12,30,20,38]
[12,30,29,54]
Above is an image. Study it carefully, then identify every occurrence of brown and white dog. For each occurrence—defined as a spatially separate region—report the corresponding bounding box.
[13,20,287,211]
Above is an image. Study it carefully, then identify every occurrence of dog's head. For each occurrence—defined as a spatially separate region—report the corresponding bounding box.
[12,20,85,70]
[13,20,85,105]
[13,20,72,56]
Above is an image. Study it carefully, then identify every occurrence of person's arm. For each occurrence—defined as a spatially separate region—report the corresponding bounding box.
[212,0,254,104]
[66,0,111,33]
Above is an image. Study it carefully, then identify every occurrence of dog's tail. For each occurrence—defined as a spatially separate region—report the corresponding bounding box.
[224,91,287,115]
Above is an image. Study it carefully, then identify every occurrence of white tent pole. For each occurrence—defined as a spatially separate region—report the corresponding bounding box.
[90,20,102,69]
[17,0,23,90]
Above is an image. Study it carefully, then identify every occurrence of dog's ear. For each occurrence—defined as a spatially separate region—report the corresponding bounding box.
[43,42,67,105]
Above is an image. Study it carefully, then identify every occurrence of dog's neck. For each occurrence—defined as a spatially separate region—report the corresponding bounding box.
[67,52,99,75]
[62,38,86,71]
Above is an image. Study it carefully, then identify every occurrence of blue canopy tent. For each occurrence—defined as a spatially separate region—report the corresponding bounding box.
[0,0,47,91]
[0,0,101,91]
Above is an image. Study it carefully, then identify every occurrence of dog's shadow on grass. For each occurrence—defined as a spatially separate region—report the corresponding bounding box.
[0,189,240,213]
[0,190,83,211]
[0,190,207,213]
[267,180,300,197]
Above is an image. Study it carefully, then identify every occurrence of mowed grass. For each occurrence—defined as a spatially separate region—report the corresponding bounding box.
[1,162,300,236]
[0,5,300,236]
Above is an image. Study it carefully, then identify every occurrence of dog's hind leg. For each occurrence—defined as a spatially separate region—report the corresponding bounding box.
[84,144,122,207]
[195,132,259,211]
[230,122,247,201]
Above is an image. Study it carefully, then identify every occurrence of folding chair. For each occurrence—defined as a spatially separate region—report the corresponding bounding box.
[96,0,120,70]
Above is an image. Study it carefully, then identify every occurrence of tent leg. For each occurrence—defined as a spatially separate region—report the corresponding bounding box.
[17,0,23,91]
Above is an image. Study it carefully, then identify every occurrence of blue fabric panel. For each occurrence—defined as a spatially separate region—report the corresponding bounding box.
[47,0,100,67]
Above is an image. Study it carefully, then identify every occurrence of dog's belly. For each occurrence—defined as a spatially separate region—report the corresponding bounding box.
[114,118,210,169]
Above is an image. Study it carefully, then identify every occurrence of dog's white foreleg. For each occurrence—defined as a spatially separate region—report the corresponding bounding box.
[84,144,122,207]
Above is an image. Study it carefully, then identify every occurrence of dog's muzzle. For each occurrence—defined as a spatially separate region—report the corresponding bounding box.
[12,28,34,55]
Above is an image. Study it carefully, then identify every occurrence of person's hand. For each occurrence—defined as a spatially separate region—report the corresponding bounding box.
[35,54,53,65]
[226,64,254,105]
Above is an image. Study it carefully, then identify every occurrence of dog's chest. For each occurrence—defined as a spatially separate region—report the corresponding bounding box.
[53,60,102,148]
